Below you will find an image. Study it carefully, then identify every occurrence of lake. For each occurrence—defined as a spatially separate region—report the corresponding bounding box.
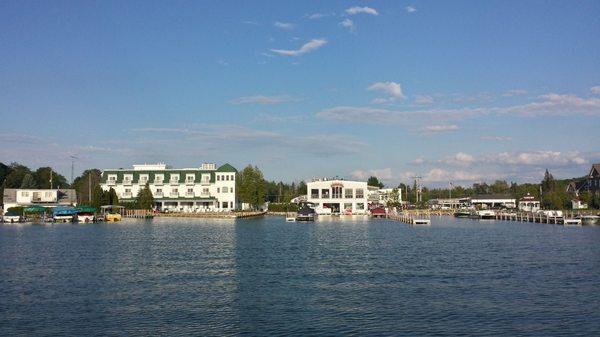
[1,216,599,336]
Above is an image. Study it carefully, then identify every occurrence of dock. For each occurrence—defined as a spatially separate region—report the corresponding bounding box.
[388,212,431,225]
[494,211,583,225]
[154,211,266,219]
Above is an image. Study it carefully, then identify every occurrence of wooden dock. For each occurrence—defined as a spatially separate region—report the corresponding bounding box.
[388,212,431,225]
[494,211,583,225]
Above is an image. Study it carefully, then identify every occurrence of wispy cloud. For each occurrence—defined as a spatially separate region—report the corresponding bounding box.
[367,81,406,102]
[421,124,459,133]
[346,6,379,16]
[351,168,393,181]
[229,95,295,105]
[480,135,512,141]
[497,93,600,116]
[307,13,325,20]
[339,18,355,32]
[502,89,527,97]
[270,38,327,56]
[242,20,260,26]
[316,106,484,123]
[414,95,434,105]
[591,86,600,95]
[405,6,417,13]
[274,21,295,30]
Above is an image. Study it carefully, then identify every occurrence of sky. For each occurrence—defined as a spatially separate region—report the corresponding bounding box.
[1,1,599,187]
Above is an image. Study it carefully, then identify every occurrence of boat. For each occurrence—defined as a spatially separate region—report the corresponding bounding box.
[369,206,387,218]
[564,218,582,226]
[2,211,23,223]
[581,215,599,226]
[296,203,316,222]
[469,209,496,220]
[52,206,77,223]
[101,205,124,222]
[454,208,471,218]
[75,206,97,223]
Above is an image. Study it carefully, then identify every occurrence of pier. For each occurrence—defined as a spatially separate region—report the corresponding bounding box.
[388,211,431,225]
[155,211,266,219]
[494,211,584,225]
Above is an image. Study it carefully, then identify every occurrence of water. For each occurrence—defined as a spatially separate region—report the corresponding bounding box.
[1,216,599,336]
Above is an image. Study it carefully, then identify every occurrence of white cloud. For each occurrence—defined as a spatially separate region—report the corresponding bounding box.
[346,6,379,16]
[411,157,426,165]
[229,95,294,105]
[502,89,527,97]
[270,38,327,56]
[367,81,406,102]
[351,168,393,181]
[423,168,486,183]
[480,135,512,141]
[485,151,588,167]
[497,93,600,116]
[339,18,355,32]
[274,21,295,30]
[439,152,475,166]
[316,106,484,123]
[405,6,417,13]
[591,86,600,95]
[308,13,325,19]
[414,95,434,104]
[421,124,459,133]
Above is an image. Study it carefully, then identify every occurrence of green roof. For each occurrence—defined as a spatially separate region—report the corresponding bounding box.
[216,163,237,172]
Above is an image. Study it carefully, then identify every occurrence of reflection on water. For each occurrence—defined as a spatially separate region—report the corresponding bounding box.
[1,216,599,335]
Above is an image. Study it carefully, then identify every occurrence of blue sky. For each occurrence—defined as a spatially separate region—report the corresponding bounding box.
[1,1,599,186]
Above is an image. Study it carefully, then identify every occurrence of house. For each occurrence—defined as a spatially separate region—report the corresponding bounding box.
[2,188,77,214]
[428,198,470,209]
[100,162,237,212]
[566,163,600,195]
[572,199,588,210]
[518,193,540,212]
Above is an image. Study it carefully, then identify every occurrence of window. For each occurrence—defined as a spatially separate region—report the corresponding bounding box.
[45,192,52,197]
[109,176,116,181]
[125,189,131,193]
[187,188,193,193]
[172,188,178,193]
[22,191,29,197]
[345,189,353,198]
[332,186,342,198]
[226,175,230,181]
[344,203,352,211]
[321,189,330,198]
[156,188,162,193]
[356,203,365,210]
[223,187,229,193]
[231,175,235,181]
[217,175,221,181]
[201,174,210,183]
[155,175,163,182]
[230,202,234,208]
[186,175,195,183]
[202,188,209,194]
[222,202,228,208]
[217,188,220,193]
[356,189,364,198]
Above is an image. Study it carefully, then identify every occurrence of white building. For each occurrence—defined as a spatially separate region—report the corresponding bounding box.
[375,188,403,206]
[2,188,77,213]
[471,194,516,209]
[518,193,540,212]
[100,163,237,212]
[306,178,379,215]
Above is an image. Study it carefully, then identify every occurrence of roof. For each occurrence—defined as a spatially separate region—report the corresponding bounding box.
[590,163,600,178]
[471,194,515,200]
[216,163,237,172]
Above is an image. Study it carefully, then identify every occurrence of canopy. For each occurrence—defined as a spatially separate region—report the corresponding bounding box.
[75,206,97,214]
[24,205,46,213]
[52,206,77,216]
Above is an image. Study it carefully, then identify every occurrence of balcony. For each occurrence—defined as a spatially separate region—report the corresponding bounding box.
[154,180,163,186]
[185,180,195,185]
[170,192,179,198]
[201,179,211,185]
[200,192,210,197]
[169,180,179,186]
[138,180,148,185]
[107,180,116,186]
[185,192,195,198]
[123,180,133,186]
[122,193,132,199]
[154,192,163,198]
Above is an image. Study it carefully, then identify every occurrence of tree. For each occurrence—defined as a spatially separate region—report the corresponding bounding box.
[33,167,69,189]
[107,187,119,205]
[71,169,102,204]
[137,183,154,210]
[2,163,31,188]
[237,165,266,209]
[20,173,37,188]
[367,176,384,188]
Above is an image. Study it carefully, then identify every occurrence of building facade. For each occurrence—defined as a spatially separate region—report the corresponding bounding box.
[100,163,237,212]
[566,163,600,195]
[2,188,77,214]
[470,194,516,209]
[518,193,540,212]
[306,179,375,215]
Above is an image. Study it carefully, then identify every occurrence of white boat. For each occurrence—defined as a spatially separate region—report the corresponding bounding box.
[412,218,431,225]
[2,214,23,223]
[581,215,599,226]
[564,218,582,226]
[77,214,95,223]
[469,209,496,220]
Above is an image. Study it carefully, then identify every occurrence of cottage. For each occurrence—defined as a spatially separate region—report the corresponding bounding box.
[518,193,540,212]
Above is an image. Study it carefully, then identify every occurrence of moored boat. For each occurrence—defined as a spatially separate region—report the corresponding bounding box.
[296,203,316,222]
[469,209,496,220]
[454,209,471,218]
[581,215,599,226]
[2,211,23,223]
[52,206,77,223]
[75,206,97,223]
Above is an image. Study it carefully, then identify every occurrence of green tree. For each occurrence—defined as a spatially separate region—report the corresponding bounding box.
[137,183,154,210]
[71,169,102,204]
[33,167,69,189]
[20,173,37,188]
[367,176,384,188]
[107,187,119,205]
[2,163,31,188]
[237,165,266,209]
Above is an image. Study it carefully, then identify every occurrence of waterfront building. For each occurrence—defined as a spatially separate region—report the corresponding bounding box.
[470,194,516,209]
[2,188,77,214]
[518,193,540,212]
[306,178,374,215]
[374,188,403,206]
[566,163,600,195]
[428,197,470,210]
[100,163,237,212]
[572,199,588,210]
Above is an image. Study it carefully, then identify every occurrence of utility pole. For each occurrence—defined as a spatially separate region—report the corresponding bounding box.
[50,168,53,189]
[88,172,92,203]
[70,155,78,185]
[413,176,422,204]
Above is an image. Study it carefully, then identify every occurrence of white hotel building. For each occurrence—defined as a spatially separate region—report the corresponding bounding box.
[100,163,237,212]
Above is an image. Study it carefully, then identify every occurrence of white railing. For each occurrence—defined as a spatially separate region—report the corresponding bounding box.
[123,193,132,198]
[123,180,132,186]
[185,192,195,197]
[107,180,116,186]
[170,180,179,185]
[170,192,179,197]
[154,192,163,197]
[154,180,163,185]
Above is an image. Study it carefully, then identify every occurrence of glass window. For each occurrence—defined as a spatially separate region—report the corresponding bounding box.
[311,189,319,198]
[217,188,220,193]
[332,186,342,198]
[222,202,228,208]
[356,189,364,198]
[203,188,209,194]
[321,189,330,198]
[345,189,353,198]
[356,203,365,210]
[223,187,229,193]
